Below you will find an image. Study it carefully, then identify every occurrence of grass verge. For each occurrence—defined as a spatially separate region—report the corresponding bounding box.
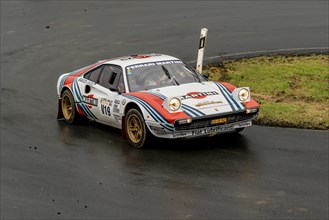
[204,54,329,130]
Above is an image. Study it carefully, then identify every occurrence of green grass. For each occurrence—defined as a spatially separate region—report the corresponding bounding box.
[204,54,329,130]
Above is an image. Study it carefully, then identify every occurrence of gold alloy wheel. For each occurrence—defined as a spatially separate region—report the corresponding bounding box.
[127,114,143,143]
[62,94,73,121]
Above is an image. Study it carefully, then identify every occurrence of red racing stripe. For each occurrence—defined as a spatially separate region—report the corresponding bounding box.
[64,59,111,86]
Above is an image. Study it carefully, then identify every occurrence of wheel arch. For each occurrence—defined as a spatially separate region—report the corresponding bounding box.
[124,101,142,115]
[60,86,73,98]
[121,101,144,140]
[57,86,75,119]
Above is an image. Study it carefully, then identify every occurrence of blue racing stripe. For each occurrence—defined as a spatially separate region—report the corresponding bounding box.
[72,79,97,119]
[146,91,167,100]
[181,107,197,117]
[218,83,245,110]
[131,97,174,131]
[128,96,167,124]
[214,82,238,111]
[123,94,174,131]
[182,104,205,117]
[216,82,245,110]
[60,75,69,92]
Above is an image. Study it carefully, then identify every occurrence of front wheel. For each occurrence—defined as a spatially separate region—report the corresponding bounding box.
[125,109,149,148]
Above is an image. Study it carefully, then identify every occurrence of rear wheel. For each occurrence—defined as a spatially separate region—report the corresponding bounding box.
[125,109,149,148]
[61,90,80,124]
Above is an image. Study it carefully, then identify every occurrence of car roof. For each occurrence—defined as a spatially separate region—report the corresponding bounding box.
[99,53,182,68]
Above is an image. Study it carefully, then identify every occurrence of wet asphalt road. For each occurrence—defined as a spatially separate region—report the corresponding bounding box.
[1,1,328,219]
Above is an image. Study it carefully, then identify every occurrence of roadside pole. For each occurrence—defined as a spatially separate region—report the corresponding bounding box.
[196,28,208,74]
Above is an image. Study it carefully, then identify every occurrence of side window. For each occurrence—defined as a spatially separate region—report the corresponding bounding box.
[98,65,114,88]
[84,66,103,83]
[98,65,124,92]
[117,75,125,93]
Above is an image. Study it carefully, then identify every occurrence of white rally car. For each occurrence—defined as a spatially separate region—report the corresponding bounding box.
[57,53,260,148]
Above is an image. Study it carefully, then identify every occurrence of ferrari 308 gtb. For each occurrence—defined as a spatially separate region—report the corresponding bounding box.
[57,53,260,148]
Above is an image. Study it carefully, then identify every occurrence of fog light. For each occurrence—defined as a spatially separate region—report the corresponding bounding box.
[177,118,192,125]
[246,108,258,114]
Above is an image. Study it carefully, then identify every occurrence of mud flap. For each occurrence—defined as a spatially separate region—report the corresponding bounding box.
[57,99,64,119]
[121,115,126,139]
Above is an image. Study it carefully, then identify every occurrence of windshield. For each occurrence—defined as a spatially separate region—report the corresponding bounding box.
[126,60,206,92]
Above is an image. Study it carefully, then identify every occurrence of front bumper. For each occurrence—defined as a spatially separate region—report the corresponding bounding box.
[147,110,259,139]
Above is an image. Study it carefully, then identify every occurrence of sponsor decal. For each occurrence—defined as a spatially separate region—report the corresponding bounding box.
[192,124,234,136]
[122,99,126,105]
[113,100,120,113]
[195,100,222,107]
[149,126,166,133]
[100,98,112,106]
[126,60,183,70]
[114,114,121,122]
[173,132,187,138]
[181,91,218,100]
[82,95,98,106]
[234,121,252,128]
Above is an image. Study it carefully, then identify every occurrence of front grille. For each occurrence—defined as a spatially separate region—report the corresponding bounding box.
[175,111,258,131]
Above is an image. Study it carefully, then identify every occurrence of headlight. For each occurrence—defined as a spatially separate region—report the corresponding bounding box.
[238,88,250,102]
[169,98,181,111]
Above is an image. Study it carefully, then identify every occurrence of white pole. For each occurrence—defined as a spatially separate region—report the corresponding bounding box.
[196,28,208,74]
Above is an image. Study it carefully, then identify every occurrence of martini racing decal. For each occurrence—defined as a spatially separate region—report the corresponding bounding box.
[83,95,98,106]
[181,91,218,100]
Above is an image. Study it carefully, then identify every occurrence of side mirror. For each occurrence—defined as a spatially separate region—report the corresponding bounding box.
[109,85,124,94]
[109,85,118,92]
[203,72,209,79]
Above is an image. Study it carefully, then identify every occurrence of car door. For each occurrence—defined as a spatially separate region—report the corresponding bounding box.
[96,64,125,127]
[81,64,125,127]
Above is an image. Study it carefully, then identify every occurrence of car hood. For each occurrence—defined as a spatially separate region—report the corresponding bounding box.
[146,81,245,116]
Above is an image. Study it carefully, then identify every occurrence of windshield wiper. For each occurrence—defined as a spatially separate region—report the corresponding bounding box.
[185,64,202,83]
[161,65,179,85]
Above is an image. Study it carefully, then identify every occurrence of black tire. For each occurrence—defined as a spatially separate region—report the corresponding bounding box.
[61,90,80,124]
[125,109,150,148]
[235,128,245,133]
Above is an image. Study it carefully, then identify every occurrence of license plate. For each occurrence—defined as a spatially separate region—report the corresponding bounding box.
[211,118,227,124]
